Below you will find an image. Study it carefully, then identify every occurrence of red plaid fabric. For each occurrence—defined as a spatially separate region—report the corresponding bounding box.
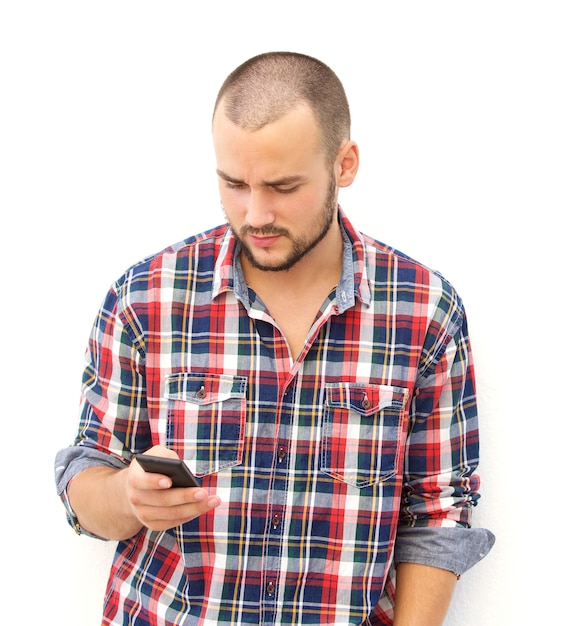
[62,210,481,624]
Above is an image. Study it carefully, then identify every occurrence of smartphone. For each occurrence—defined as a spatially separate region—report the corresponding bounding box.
[135,454,200,488]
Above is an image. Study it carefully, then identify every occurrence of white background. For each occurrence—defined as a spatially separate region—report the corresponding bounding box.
[1,2,561,624]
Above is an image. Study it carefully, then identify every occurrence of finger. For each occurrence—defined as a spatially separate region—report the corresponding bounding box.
[136,494,222,529]
[143,445,179,460]
[130,481,215,510]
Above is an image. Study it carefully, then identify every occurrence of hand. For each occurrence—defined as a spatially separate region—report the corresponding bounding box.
[126,445,221,532]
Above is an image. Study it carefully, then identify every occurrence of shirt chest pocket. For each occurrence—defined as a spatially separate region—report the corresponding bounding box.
[321,383,409,488]
[164,372,247,477]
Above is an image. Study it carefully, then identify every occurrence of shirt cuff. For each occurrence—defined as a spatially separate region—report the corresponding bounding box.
[54,445,128,539]
[394,526,495,576]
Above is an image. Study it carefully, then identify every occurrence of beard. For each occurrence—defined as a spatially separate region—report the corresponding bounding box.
[230,172,338,272]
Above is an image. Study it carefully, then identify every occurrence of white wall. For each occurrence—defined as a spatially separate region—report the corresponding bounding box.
[2,2,561,623]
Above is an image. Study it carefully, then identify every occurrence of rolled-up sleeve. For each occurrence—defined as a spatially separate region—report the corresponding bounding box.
[394,526,495,576]
[54,277,151,536]
[54,445,128,537]
[397,291,494,574]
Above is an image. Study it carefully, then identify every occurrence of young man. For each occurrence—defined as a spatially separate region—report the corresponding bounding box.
[55,52,494,625]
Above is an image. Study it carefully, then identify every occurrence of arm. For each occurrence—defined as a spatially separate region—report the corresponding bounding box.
[402,297,482,530]
[68,464,141,540]
[67,446,221,541]
[394,288,493,620]
[59,279,220,541]
[393,563,457,626]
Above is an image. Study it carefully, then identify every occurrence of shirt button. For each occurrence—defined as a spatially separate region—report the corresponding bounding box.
[196,386,206,399]
[277,446,287,461]
[361,396,371,409]
[271,514,281,529]
[266,582,276,596]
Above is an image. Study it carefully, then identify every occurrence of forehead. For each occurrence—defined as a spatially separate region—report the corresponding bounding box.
[212,103,325,179]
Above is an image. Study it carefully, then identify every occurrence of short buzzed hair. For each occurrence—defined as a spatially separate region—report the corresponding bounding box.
[213,52,351,164]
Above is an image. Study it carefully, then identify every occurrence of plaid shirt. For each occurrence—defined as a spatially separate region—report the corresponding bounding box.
[58,210,482,625]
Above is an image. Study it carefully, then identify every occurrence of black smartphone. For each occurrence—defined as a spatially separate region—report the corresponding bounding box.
[135,454,200,488]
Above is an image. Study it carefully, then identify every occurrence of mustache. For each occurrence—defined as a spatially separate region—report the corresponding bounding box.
[239,224,290,237]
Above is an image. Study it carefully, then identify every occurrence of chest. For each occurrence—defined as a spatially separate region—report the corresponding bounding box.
[262,294,328,361]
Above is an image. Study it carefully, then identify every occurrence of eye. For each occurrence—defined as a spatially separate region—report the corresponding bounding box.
[225,181,246,191]
[274,185,299,195]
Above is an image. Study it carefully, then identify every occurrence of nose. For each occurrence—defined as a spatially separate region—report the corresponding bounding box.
[245,188,275,229]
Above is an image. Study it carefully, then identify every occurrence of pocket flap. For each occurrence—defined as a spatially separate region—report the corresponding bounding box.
[165,372,247,405]
[326,383,408,416]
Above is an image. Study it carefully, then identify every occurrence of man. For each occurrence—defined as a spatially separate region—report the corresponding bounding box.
[55,52,494,625]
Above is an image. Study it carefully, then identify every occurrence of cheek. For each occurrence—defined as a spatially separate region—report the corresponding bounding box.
[284,188,324,217]
[220,189,247,215]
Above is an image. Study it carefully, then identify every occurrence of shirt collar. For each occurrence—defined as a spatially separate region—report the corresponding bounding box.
[212,208,372,311]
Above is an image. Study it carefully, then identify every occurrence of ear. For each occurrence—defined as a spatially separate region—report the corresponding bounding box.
[335,140,359,188]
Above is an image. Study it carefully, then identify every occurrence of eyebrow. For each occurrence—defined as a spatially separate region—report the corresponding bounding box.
[216,169,307,187]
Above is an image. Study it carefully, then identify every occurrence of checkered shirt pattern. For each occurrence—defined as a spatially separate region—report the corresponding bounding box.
[67,210,481,625]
